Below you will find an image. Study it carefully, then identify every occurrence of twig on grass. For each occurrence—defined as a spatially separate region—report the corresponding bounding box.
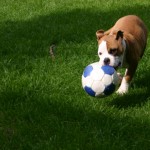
[49,44,56,61]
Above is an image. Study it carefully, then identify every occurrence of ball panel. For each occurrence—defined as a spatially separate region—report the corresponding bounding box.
[82,76,93,88]
[102,74,112,86]
[90,69,104,81]
[91,62,101,68]
[82,75,86,88]
[95,92,105,97]
[84,86,96,97]
[101,65,115,75]
[104,83,115,95]
[92,80,105,94]
[83,65,93,77]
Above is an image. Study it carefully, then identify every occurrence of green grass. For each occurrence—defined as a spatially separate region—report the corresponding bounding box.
[0,0,150,149]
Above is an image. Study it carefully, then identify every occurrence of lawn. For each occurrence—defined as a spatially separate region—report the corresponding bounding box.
[0,0,150,149]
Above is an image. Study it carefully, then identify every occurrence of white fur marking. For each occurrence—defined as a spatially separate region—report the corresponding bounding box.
[98,40,107,56]
[98,39,127,68]
[98,41,116,67]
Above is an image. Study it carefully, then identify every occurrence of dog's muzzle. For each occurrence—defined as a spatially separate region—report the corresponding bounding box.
[104,57,110,65]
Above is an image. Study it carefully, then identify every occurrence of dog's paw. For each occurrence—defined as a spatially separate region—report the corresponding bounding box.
[116,77,129,94]
[116,87,128,94]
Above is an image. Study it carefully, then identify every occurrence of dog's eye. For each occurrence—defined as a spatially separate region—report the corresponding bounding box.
[109,48,117,55]
[99,52,102,55]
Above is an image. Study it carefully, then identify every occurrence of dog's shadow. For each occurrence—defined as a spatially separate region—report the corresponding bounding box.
[109,64,150,108]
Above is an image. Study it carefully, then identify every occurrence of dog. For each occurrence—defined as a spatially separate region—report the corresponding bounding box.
[96,15,148,94]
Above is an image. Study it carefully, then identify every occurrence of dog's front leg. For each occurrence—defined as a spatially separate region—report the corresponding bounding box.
[117,64,138,94]
[117,69,130,94]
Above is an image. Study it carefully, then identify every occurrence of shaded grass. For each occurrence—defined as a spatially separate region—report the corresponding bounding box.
[0,0,150,150]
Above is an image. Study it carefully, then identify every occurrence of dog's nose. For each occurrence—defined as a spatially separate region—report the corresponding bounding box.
[104,57,110,65]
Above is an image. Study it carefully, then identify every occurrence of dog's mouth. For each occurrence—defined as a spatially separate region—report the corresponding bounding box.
[99,53,123,70]
[114,62,121,70]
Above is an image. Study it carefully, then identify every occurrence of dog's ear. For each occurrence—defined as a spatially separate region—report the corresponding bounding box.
[116,30,123,40]
[96,30,105,40]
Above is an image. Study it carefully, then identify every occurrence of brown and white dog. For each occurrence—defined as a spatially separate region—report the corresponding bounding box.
[96,15,148,94]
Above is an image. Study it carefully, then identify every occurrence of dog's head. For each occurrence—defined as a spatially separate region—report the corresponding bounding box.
[96,30,126,69]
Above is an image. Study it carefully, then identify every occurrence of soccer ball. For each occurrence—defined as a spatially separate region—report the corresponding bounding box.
[82,62,120,97]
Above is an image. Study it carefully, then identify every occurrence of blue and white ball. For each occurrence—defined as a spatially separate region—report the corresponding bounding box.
[82,62,120,97]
